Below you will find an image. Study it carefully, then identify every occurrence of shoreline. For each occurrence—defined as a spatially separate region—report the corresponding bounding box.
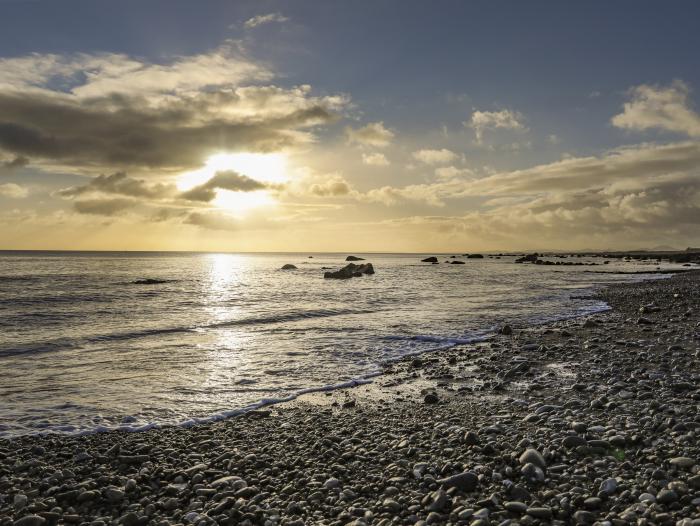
[1,271,698,525]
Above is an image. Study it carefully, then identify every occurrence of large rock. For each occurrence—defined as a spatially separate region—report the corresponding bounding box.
[438,471,478,492]
[345,255,365,261]
[519,449,546,471]
[281,264,297,270]
[324,263,375,279]
[467,254,484,259]
[421,256,438,263]
[515,253,539,263]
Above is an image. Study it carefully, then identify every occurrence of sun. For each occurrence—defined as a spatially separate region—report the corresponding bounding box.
[177,153,288,214]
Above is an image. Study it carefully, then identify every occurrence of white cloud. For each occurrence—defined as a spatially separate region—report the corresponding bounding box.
[364,184,449,207]
[362,152,389,166]
[308,174,354,197]
[345,121,394,147]
[0,43,273,99]
[411,148,458,165]
[0,183,28,198]
[434,165,473,180]
[466,109,526,143]
[244,13,289,29]
[611,80,700,137]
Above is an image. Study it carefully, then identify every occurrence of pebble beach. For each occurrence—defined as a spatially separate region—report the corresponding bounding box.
[1,271,699,526]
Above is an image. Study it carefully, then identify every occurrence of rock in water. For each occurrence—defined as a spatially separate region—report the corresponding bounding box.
[515,253,539,263]
[423,392,439,404]
[467,253,484,258]
[499,324,513,335]
[281,264,297,270]
[324,263,375,279]
[421,256,438,263]
[345,255,365,261]
[450,260,466,264]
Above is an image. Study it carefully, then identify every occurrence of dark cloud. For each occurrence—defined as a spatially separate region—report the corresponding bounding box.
[0,87,340,172]
[184,211,238,231]
[0,155,28,172]
[58,171,177,198]
[73,197,136,216]
[181,170,270,202]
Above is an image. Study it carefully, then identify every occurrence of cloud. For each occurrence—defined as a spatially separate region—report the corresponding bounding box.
[73,197,136,216]
[362,152,389,166]
[0,182,28,198]
[184,211,238,231]
[181,170,270,202]
[309,174,353,197]
[463,140,700,196]
[466,109,526,143]
[345,121,394,147]
[0,48,346,174]
[411,148,458,165]
[58,172,177,199]
[364,183,455,207]
[0,43,272,98]
[611,80,700,137]
[244,13,289,29]
[434,165,474,180]
[0,155,28,173]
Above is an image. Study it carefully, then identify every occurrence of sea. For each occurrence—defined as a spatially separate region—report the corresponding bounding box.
[0,251,688,438]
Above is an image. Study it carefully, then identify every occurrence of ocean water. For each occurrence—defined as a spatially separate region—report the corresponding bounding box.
[0,251,686,438]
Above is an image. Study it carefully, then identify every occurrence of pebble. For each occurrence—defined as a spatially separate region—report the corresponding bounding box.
[518,449,546,470]
[438,471,478,492]
[669,456,695,469]
[526,507,552,519]
[14,517,46,526]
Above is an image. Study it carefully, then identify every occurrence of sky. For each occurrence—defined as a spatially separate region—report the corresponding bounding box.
[1,0,699,252]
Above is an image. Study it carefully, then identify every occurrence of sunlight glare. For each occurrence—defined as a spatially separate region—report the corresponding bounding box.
[177,153,288,215]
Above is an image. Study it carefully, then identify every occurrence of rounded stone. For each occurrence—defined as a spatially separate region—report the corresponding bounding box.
[519,449,546,470]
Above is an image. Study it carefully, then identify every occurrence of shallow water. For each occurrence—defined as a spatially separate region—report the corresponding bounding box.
[0,251,687,437]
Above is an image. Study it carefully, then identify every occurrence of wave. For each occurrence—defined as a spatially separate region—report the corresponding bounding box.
[207,307,378,329]
[0,307,382,358]
[3,373,383,439]
[0,275,39,283]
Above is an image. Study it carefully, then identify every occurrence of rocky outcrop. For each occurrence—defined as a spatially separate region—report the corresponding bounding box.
[281,264,297,270]
[421,256,438,263]
[345,256,365,261]
[467,254,484,259]
[324,263,375,279]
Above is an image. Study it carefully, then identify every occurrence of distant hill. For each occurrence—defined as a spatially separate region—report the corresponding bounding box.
[627,245,680,252]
